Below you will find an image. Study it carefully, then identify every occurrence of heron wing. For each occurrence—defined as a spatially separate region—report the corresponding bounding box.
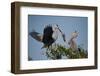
[43,26,53,37]
[29,31,43,42]
[42,26,53,44]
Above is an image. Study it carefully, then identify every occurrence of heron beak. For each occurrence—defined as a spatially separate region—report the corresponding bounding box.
[56,25,66,42]
[56,25,62,33]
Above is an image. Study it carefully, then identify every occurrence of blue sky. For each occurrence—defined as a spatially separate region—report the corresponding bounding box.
[28,15,88,60]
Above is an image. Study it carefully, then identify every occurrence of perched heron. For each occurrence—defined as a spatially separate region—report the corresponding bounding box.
[29,24,66,48]
[68,31,79,51]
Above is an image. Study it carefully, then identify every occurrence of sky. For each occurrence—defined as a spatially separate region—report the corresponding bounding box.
[28,15,88,61]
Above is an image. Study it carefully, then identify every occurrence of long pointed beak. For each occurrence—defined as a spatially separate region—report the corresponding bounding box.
[56,25,63,34]
[56,25,66,42]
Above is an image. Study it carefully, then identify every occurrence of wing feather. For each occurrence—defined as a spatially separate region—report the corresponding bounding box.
[29,31,43,42]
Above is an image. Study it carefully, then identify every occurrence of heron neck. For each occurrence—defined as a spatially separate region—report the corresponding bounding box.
[52,30,59,40]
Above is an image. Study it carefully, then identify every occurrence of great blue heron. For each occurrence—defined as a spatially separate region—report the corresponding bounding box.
[29,24,66,48]
[68,31,79,51]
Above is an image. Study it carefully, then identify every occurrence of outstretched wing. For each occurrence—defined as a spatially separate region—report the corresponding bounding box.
[42,25,53,44]
[43,26,53,37]
[29,30,43,42]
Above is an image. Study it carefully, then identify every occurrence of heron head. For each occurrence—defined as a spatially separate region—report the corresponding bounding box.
[72,30,79,39]
[53,24,62,33]
[53,24,59,31]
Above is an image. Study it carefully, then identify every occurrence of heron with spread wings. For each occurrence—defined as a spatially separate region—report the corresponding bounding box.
[29,24,66,49]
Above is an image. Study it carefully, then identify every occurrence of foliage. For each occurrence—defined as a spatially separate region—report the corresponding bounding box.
[45,44,88,59]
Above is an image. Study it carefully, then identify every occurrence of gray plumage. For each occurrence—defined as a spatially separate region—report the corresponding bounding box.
[29,24,66,48]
